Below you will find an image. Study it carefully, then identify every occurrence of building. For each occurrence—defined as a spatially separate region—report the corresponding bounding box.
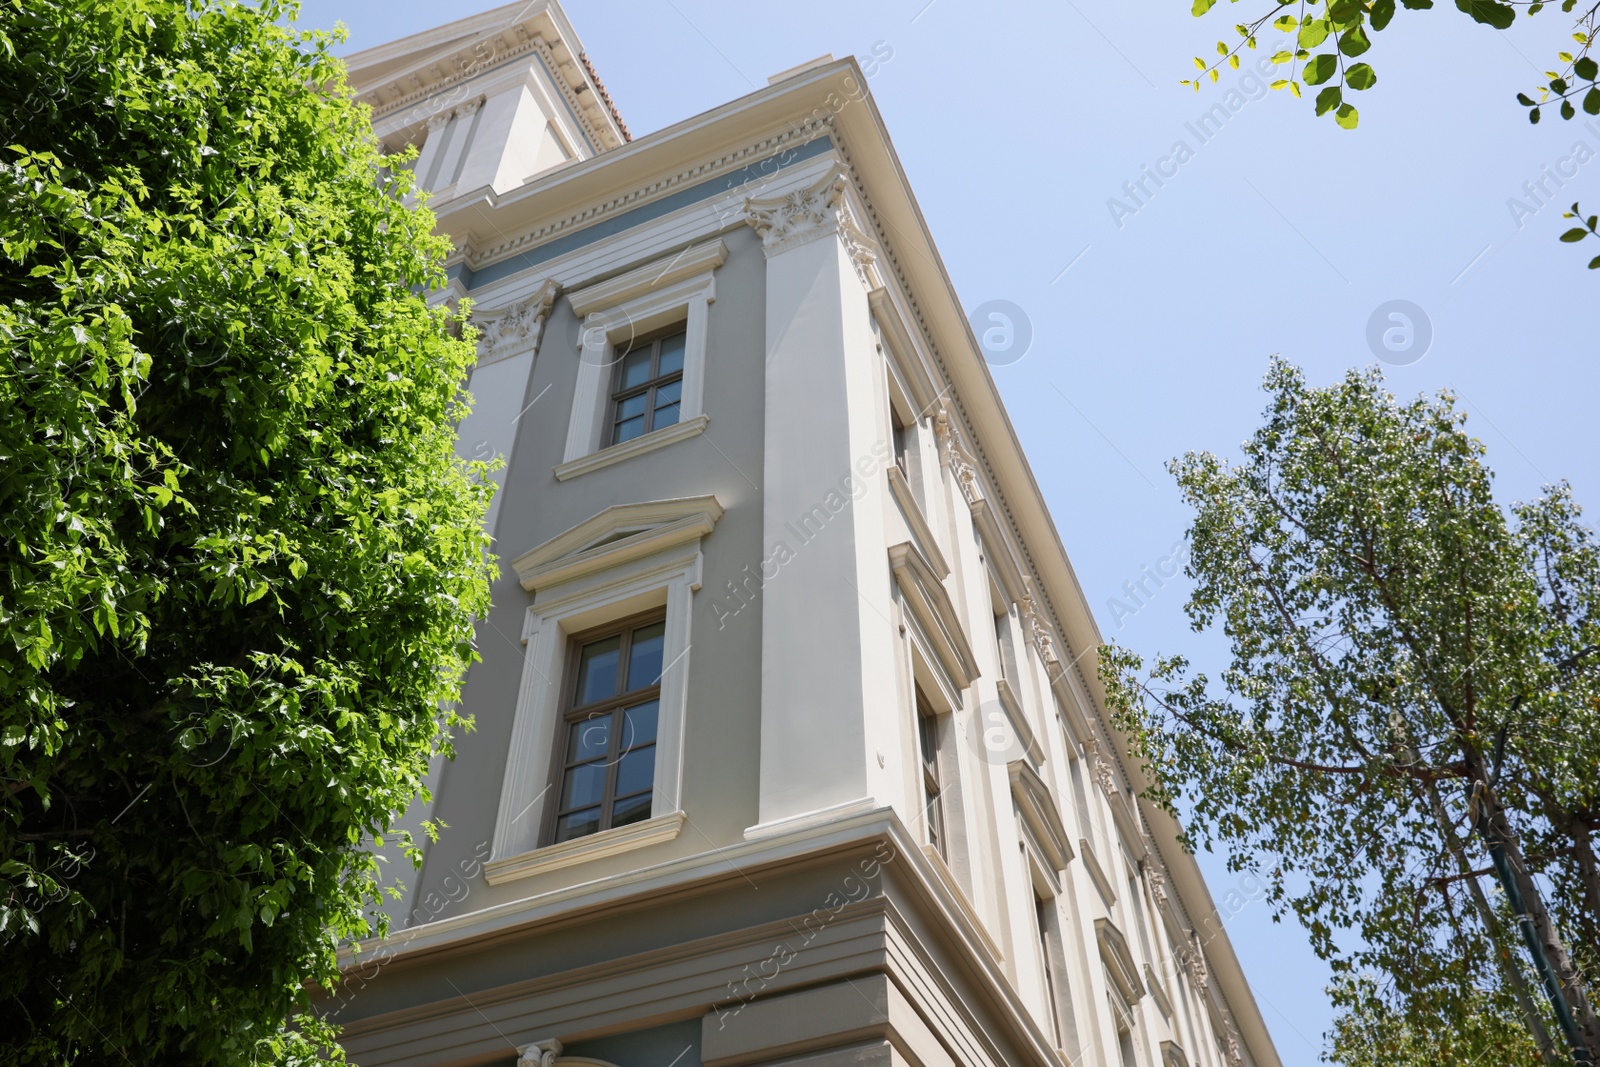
[329,6,1282,1066]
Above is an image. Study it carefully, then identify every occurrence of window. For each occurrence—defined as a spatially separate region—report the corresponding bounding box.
[558,242,722,480]
[549,614,666,844]
[1036,892,1065,1048]
[891,405,916,482]
[609,327,686,446]
[916,688,945,857]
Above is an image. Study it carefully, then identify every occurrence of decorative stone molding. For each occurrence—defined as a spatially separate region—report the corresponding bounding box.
[476,278,559,364]
[1147,865,1169,908]
[1021,576,1062,668]
[1087,738,1119,797]
[466,118,829,270]
[932,400,982,506]
[518,1038,562,1067]
[1184,930,1210,993]
[742,163,880,287]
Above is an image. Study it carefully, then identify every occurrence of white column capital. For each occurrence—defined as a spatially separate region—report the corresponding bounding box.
[742,163,880,287]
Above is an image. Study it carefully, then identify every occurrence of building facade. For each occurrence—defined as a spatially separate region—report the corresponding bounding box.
[330,6,1282,1067]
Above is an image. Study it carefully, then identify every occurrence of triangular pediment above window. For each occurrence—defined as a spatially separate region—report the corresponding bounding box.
[511,496,723,592]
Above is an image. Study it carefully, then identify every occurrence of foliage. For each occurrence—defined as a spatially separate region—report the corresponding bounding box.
[0,0,494,1062]
[1100,360,1600,1061]
[1185,0,1600,133]
[1327,975,1546,1067]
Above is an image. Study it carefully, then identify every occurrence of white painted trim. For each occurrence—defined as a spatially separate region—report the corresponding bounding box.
[743,796,883,842]
[552,414,708,482]
[567,240,728,316]
[491,544,706,861]
[886,464,949,579]
[1009,761,1074,873]
[485,810,685,884]
[562,267,718,466]
[889,541,979,690]
[510,494,723,591]
[1080,837,1118,907]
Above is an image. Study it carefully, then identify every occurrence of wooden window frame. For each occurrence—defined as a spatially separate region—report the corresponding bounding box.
[608,325,686,447]
[544,609,667,846]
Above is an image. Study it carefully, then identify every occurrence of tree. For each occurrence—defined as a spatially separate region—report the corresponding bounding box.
[1183,0,1600,269]
[0,0,493,1062]
[1100,361,1600,1064]
[1328,976,1546,1067]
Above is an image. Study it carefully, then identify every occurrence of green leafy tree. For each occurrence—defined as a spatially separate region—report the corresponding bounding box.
[1328,976,1546,1067]
[1100,361,1600,1064]
[0,0,493,1062]
[1184,0,1600,268]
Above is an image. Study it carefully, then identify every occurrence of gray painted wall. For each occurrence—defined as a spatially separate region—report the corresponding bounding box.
[404,224,770,930]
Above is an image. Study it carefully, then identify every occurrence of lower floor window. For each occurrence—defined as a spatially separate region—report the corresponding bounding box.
[550,614,665,843]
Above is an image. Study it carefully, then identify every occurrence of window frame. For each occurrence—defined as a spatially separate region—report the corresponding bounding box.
[488,496,722,883]
[915,687,945,858]
[607,325,687,447]
[544,609,668,846]
[559,244,723,480]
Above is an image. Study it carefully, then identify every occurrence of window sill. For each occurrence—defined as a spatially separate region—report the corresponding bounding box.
[553,415,710,482]
[483,810,686,885]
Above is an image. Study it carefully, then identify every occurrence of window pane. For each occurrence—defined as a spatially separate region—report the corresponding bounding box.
[652,379,682,407]
[566,717,611,763]
[556,806,602,842]
[657,332,686,376]
[652,403,680,429]
[611,792,652,827]
[622,701,659,748]
[613,415,646,444]
[619,346,653,389]
[560,760,607,811]
[626,623,666,689]
[614,744,656,797]
[616,393,648,420]
[575,635,621,704]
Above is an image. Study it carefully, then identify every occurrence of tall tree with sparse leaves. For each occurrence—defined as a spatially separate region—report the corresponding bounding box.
[1100,361,1600,1065]
[0,0,494,1062]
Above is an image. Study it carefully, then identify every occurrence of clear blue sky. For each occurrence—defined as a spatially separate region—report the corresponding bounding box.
[298,0,1600,1059]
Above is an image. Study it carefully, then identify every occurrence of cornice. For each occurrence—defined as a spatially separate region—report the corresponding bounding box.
[348,4,623,153]
[455,118,831,275]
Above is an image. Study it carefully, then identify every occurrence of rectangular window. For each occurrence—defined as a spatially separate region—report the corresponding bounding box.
[916,688,945,857]
[549,613,666,844]
[609,327,686,446]
[1036,892,1065,1048]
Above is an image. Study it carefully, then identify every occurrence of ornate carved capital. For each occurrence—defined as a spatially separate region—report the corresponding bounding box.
[1147,865,1169,907]
[1184,930,1210,992]
[743,164,878,282]
[517,1038,562,1067]
[1087,738,1118,796]
[476,278,560,363]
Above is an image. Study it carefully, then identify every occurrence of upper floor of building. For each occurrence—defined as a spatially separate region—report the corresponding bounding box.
[335,8,1282,1067]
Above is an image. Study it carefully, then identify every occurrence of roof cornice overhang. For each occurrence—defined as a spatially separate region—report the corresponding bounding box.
[423,58,1280,1067]
[343,0,626,149]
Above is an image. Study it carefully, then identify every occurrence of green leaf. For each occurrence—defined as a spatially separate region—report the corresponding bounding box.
[1346,62,1378,89]
[1304,54,1340,85]
[1339,25,1372,56]
[1371,0,1398,29]
[1589,254,1600,268]
[1455,0,1516,28]
[1560,227,1591,241]
[1192,0,1217,15]
[1335,102,1360,128]
[1576,56,1599,81]
[1299,18,1331,47]
[1316,85,1344,115]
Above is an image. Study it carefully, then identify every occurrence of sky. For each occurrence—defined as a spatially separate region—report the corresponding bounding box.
[298,0,1600,1060]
